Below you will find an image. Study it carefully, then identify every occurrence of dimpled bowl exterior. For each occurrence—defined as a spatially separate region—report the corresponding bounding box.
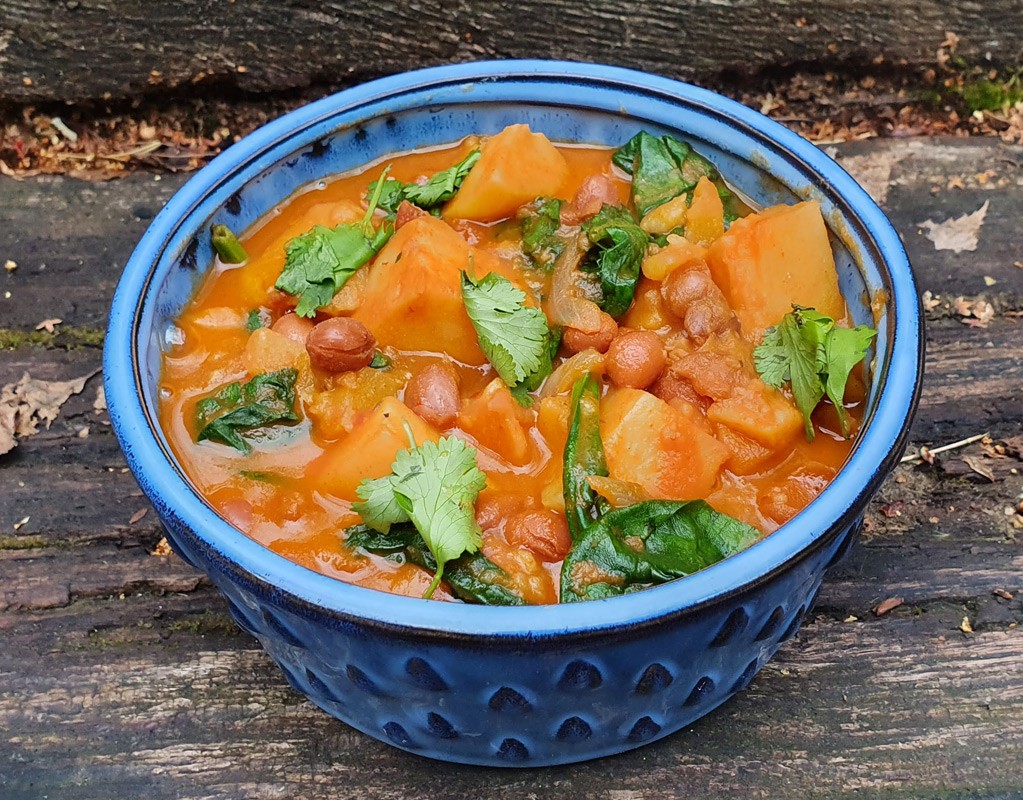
[105,62,922,767]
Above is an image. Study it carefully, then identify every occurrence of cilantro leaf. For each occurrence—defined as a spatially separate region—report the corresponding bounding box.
[389,435,487,598]
[509,325,562,407]
[368,150,481,214]
[753,308,876,440]
[461,271,551,387]
[580,205,650,319]
[823,324,877,436]
[520,197,565,269]
[195,369,299,453]
[274,222,391,317]
[275,168,394,317]
[245,309,266,332]
[353,475,409,533]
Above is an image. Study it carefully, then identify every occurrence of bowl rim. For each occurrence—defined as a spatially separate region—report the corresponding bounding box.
[105,59,922,638]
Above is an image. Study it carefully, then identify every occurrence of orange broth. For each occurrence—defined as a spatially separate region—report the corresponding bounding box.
[158,133,863,605]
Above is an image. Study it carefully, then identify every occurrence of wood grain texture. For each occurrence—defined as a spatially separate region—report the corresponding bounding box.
[2,137,1022,797]
[1,1,1021,105]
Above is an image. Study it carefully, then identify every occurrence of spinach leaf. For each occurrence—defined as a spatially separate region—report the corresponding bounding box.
[560,500,760,602]
[345,523,527,606]
[613,132,723,217]
[195,369,299,453]
[580,204,649,319]
[520,197,565,268]
[563,374,610,541]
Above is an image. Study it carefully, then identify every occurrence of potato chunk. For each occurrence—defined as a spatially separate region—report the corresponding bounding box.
[312,396,439,500]
[707,200,845,337]
[600,388,728,500]
[442,125,569,222]
[352,215,486,364]
[459,378,534,467]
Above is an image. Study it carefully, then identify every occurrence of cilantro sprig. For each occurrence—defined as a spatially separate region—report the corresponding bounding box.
[460,271,553,392]
[369,150,481,214]
[274,167,394,317]
[354,427,487,599]
[753,308,876,440]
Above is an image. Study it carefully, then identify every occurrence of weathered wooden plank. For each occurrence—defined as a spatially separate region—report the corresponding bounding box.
[2,1,1022,106]
[1,591,1020,799]
[1,139,1020,335]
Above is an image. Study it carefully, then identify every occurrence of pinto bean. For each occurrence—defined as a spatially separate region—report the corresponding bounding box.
[562,311,619,354]
[562,174,621,224]
[605,330,665,389]
[305,317,376,373]
[403,363,461,428]
[504,508,572,563]
[661,264,735,343]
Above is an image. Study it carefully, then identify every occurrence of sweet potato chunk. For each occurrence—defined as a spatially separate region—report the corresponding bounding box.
[684,177,725,246]
[707,200,845,337]
[459,378,534,466]
[600,388,729,500]
[352,216,486,365]
[706,380,803,450]
[442,125,569,222]
[312,396,439,500]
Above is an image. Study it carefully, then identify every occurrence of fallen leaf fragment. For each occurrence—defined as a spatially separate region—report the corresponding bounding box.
[984,276,997,286]
[93,385,106,414]
[960,616,974,634]
[151,537,173,557]
[77,425,90,439]
[0,369,100,455]
[129,508,148,525]
[34,318,63,333]
[844,615,859,623]
[921,290,941,311]
[919,200,989,253]
[962,455,996,482]
[993,588,1015,601]
[13,516,30,530]
[873,596,904,617]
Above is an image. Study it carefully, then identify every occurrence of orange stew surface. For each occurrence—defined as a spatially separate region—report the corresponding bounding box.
[159,125,865,604]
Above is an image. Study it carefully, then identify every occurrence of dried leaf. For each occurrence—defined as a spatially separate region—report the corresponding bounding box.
[93,385,107,414]
[919,200,989,253]
[993,588,1015,601]
[921,290,941,311]
[151,537,173,557]
[960,616,974,634]
[873,596,905,617]
[0,370,100,455]
[1000,435,1023,459]
[13,516,30,530]
[962,455,996,482]
[129,508,148,525]
[34,318,63,333]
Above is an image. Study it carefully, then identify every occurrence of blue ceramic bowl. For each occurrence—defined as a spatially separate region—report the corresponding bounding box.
[105,61,922,766]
